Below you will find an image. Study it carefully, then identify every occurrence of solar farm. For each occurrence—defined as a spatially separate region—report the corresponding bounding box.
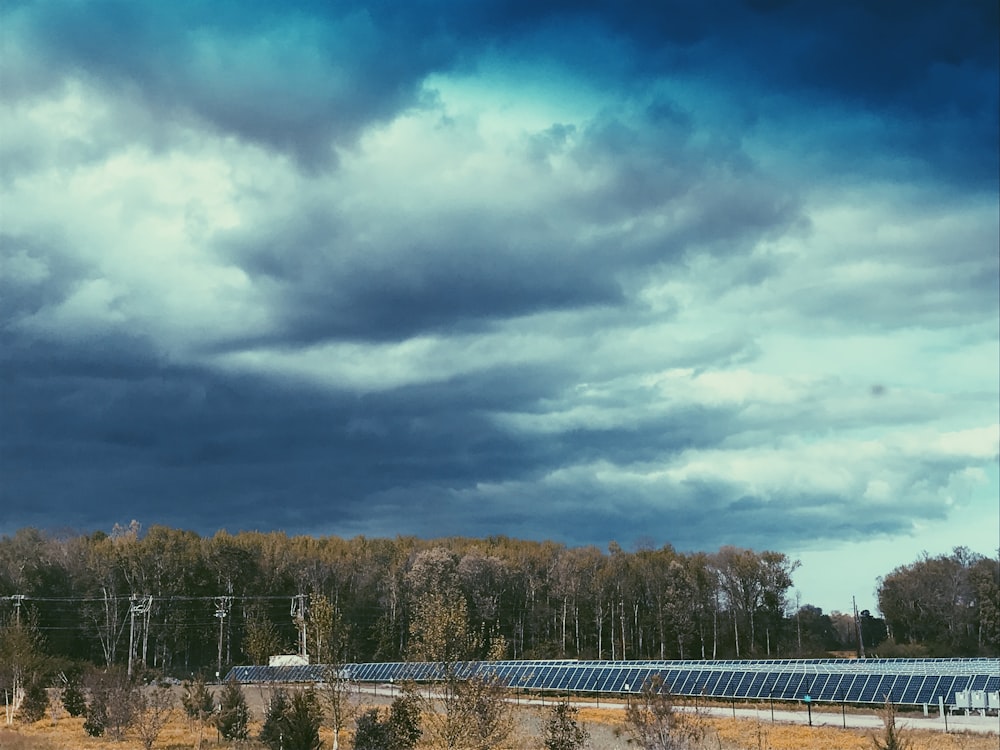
[226,657,1000,710]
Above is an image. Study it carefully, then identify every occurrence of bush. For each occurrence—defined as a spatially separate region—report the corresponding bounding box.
[544,700,590,750]
[135,684,175,750]
[83,667,138,740]
[353,694,422,750]
[872,698,912,750]
[354,709,391,750]
[16,678,48,723]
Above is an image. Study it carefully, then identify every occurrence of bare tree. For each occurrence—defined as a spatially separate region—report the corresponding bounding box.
[319,665,358,750]
[134,683,174,750]
[452,671,514,750]
[623,676,705,750]
[0,611,47,726]
[872,697,912,750]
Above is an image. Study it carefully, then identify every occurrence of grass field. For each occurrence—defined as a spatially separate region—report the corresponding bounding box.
[1,689,996,750]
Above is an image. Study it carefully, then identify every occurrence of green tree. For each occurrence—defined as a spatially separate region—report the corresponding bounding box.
[259,688,290,750]
[181,676,214,749]
[181,675,214,722]
[61,671,87,717]
[353,708,391,750]
[215,678,250,742]
[385,691,422,750]
[878,547,995,654]
[352,693,422,750]
[544,700,590,750]
[258,688,322,750]
[281,689,323,750]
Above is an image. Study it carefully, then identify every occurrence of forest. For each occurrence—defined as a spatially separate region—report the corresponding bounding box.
[1,523,997,680]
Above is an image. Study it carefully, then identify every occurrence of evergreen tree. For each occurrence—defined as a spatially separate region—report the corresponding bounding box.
[182,676,214,723]
[259,688,290,750]
[215,678,250,742]
[61,672,87,717]
[281,689,322,750]
[83,682,109,737]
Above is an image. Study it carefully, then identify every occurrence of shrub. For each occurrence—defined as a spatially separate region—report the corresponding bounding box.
[83,690,108,737]
[354,709,391,750]
[353,694,422,750]
[16,678,48,723]
[83,667,138,740]
[872,698,912,750]
[544,700,590,750]
[135,684,174,750]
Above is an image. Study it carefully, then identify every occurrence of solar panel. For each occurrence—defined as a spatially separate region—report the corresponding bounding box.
[222,657,999,708]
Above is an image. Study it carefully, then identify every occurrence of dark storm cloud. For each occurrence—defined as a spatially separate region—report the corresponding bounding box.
[2,0,996,574]
[6,0,995,180]
[218,209,626,344]
[211,99,799,344]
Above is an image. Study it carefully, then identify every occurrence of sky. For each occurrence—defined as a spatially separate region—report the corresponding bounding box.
[1,0,998,616]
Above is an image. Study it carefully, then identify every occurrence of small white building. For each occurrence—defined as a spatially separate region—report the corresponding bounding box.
[269,654,309,667]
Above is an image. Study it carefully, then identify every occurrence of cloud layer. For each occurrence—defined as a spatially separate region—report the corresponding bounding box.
[2,1,998,607]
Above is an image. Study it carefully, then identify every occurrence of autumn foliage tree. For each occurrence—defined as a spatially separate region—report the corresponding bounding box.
[878,547,999,655]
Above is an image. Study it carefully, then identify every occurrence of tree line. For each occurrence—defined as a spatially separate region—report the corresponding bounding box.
[0,523,996,682]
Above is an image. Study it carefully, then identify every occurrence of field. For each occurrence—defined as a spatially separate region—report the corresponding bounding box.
[1,687,996,750]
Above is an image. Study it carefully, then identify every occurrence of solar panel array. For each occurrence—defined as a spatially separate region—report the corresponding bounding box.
[226,658,1000,707]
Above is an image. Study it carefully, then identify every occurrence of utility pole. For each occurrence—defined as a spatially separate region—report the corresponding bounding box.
[11,595,25,626]
[291,594,308,660]
[215,596,232,680]
[127,595,153,678]
[852,596,867,659]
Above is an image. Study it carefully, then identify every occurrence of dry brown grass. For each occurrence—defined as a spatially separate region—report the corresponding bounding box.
[575,707,998,750]
[2,697,995,750]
